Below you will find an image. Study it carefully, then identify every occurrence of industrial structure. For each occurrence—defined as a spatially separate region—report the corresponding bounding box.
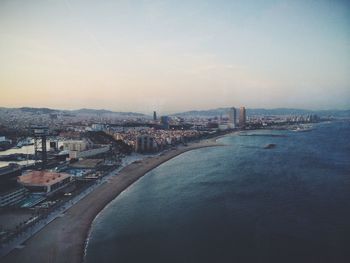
[31,126,49,169]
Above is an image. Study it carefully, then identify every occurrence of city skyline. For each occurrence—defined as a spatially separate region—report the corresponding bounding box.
[1,0,349,112]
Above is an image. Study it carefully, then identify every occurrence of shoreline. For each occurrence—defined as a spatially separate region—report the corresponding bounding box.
[2,139,225,263]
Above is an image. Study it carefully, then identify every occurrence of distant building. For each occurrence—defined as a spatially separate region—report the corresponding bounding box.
[135,135,157,153]
[63,140,88,152]
[239,107,246,128]
[0,136,11,143]
[153,111,157,121]
[160,116,170,130]
[228,107,237,128]
[68,145,110,159]
[50,141,58,151]
[0,136,12,150]
[218,124,229,131]
[50,113,58,120]
[91,123,105,131]
[18,171,71,195]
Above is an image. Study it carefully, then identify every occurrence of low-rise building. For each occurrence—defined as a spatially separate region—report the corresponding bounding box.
[135,135,157,153]
[18,171,71,195]
[63,140,88,152]
[68,145,110,159]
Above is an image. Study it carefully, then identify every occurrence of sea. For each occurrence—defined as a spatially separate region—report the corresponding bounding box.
[85,121,350,263]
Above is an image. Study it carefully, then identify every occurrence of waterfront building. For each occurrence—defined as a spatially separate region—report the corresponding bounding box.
[228,107,237,129]
[239,107,246,128]
[18,171,71,195]
[135,135,157,153]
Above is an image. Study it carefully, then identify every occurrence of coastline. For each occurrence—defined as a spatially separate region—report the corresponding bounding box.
[2,139,224,263]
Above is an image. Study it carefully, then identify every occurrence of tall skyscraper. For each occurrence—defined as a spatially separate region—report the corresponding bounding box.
[228,107,237,128]
[239,107,246,128]
[153,111,157,121]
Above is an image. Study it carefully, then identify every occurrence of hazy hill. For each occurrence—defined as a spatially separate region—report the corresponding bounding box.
[0,107,147,118]
[1,107,349,119]
[172,108,350,118]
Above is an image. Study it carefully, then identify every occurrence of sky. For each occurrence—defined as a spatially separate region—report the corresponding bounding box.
[0,0,349,114]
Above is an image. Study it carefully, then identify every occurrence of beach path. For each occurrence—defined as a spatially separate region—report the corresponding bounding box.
[2,140,222,263]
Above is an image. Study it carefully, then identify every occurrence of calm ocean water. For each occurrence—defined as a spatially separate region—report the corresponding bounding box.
[85,121,350,263]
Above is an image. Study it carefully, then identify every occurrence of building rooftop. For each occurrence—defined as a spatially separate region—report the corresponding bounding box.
[18,171,70,187]
[69,159,103,169]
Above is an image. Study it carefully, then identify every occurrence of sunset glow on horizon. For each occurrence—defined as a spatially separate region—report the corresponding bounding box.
[0,0,349,113]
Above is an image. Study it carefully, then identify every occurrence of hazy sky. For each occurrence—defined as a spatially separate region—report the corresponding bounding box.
[0,0,349,113]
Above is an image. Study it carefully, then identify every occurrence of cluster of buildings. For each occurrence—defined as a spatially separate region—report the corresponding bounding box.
[0,167,74,209]
[0,129,116,209]
[62,140,110,159]
[0,106,322,210]
[0,105,327,246]
[228,106,246,128]
[109,127,200,153]
[286,114,320,123]
[203,107,247,131]
[248,113,321,128]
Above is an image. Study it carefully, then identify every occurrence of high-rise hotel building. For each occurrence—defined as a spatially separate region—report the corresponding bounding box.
[239,107,246,128]
[228,107,237,128]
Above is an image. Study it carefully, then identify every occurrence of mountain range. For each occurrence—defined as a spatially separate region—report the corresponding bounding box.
[0,107,349,118]
[173,108,350,118]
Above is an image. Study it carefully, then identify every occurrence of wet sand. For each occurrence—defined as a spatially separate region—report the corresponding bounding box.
[3,140,223,263]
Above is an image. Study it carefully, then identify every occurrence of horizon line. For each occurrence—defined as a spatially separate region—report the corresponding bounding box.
[1,105,349,116]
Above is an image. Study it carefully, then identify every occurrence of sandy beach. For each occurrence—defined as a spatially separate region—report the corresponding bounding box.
[2,139,223,263]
